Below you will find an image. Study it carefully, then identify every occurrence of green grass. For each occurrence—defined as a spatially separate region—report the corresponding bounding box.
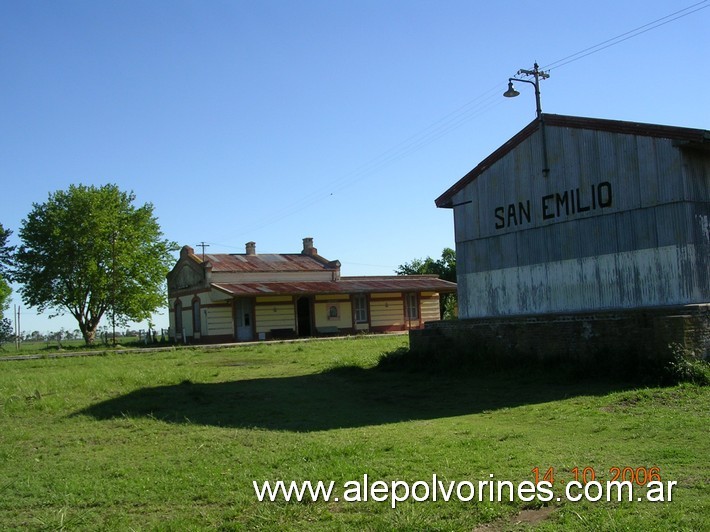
[0,335,707,530]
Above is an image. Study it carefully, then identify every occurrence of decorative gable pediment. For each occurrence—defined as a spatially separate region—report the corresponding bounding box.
[169,263,203,291]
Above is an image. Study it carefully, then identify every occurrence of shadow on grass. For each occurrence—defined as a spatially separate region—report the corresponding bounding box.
[75,361,635,432]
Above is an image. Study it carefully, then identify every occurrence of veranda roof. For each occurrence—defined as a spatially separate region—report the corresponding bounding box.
[211,275,456,297]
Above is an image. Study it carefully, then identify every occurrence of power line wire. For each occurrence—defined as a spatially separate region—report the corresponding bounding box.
[542,0,709,71]
[223,86,505,239]
[214,0,708,245]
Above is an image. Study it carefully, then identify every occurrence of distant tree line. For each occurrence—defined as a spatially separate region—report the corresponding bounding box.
[16,328,152,343]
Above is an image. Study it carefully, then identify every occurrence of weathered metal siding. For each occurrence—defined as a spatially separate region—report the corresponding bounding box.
[453,124,710,318]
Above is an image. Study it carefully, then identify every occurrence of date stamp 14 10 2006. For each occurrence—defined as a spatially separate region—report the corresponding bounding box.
[531,466,677,502]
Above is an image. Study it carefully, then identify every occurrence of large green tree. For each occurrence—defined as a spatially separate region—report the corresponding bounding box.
[15,184,178,345]
[0,223,14,277]
[0,224,14,346]
[396,248,457,319]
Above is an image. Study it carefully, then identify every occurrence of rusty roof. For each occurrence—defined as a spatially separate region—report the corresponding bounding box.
[211,275,456,297]
[201,252,338,273]
[435,113,710,208]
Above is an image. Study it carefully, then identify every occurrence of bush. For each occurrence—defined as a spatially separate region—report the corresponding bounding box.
[664,343,710,385]
[0,317,13,348]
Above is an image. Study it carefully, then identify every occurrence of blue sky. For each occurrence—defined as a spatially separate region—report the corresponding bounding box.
[2,0,709,335]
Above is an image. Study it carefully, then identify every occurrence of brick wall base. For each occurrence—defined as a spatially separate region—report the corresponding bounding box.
[409,305,710,363]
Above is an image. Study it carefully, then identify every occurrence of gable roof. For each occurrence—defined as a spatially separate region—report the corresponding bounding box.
[169,244,340,276]
[435,114,710,208]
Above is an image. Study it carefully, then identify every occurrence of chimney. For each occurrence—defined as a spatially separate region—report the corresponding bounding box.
[245,241,256,255]
[180,245,195,259]
[302,237,317,256]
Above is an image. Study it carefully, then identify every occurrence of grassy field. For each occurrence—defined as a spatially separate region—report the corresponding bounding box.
[0,335,707,530]
[1,336,153,355]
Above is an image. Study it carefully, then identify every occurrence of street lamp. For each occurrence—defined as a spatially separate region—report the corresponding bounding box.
[504,62,550,176]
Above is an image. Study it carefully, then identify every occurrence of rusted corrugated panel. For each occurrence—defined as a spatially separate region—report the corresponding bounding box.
[213,281,334,296]
[205,253,332,273]
[340,276,457,293]
[212,276,457,297]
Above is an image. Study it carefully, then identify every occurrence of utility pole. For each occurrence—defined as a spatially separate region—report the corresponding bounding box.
[111,231,117,347]
[14,305,20,351]
[197,242,210,262]
[503,62,551,176]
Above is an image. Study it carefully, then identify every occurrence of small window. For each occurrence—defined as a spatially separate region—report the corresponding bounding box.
[328,304,339,319]
[353,294,368,323]
[405,293,418,320]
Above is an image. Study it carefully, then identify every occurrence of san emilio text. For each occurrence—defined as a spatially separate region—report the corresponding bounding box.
[494,181,613,230]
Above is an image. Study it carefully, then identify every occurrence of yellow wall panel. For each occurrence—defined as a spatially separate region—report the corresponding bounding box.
[421,297,440,323]
[206,305,232,336]
[314,301,353,329]
[370,300,404,327]
[255,305,295,334]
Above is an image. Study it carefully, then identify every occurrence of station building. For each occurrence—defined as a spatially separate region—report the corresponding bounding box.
[167,238,456,343]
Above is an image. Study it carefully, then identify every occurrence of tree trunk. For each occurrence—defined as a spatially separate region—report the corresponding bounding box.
[75,310,103,346]
[81,326,97,346]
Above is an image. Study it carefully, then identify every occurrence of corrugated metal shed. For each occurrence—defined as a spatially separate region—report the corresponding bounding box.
[439,114,710,318]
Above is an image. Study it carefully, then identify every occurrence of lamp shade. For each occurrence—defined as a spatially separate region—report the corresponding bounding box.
[503,81,519,98]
